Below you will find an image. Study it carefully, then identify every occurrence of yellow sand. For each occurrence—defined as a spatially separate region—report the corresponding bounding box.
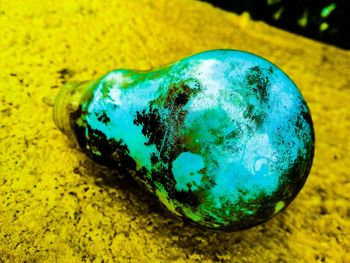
[0,0,349,262]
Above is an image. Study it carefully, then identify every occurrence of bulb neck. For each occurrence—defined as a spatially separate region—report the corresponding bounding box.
[53,81,93,145]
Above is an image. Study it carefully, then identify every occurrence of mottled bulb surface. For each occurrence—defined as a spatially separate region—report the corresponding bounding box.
[54,50,314,230]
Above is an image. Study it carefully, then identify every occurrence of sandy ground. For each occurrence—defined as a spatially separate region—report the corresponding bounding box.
[0,0,349,262]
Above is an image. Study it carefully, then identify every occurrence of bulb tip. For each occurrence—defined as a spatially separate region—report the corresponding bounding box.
[53,81,87,143]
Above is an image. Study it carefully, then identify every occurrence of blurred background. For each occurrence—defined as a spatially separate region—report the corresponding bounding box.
[201,0,350,49]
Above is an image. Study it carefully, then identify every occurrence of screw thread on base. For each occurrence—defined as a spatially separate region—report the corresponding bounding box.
[53,81,90,146]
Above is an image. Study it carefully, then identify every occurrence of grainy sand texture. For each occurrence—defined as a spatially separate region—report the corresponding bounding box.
[0,0,349,262]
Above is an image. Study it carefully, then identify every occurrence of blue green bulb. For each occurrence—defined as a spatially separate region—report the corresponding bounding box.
[54,50,314,230]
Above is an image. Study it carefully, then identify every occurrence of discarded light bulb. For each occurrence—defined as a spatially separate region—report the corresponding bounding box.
[52,50,314,230]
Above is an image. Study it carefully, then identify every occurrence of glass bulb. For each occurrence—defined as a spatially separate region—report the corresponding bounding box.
[52,49,314,230]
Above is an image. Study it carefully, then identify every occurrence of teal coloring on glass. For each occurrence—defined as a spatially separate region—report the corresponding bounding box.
[172,152,205,192]
[53,49,315,231]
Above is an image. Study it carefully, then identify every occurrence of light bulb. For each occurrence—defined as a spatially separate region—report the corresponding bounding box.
[52,49,314,230]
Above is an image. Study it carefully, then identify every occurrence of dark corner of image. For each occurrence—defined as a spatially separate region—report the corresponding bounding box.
[200,0,350,50]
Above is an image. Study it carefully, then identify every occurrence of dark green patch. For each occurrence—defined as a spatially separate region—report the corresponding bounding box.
[70,107,136,172]
[246,66,270,102]
[268,66,273,74]
[243,104,254,119]
[242,66,273,128]
[97,112,110,124]
[134,79,202,161]
[133,80,205,208]
[150,152,159,165]
[243,103,265,128]
[134,108,165,147]
[294,105,315,162]
[173,189,202,207]
[164,81,199,108]
[148,153,176,191]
